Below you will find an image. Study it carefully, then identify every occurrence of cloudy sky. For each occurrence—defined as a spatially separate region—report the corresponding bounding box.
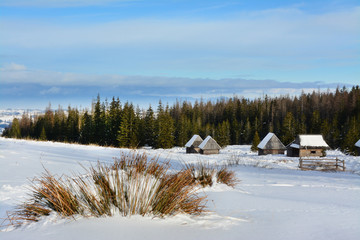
[1,0,359,109]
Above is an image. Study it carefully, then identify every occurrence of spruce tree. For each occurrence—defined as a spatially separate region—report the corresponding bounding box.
[107,97,122,146]
[9,118,21,139]
[156,104,175,149]
[281,112,296,145]
[39,126,47,141]
[215,120,230,147]
[93,95,106,145]
[80,110,93,144]
[144,106,156,147]
[251,131,260,152]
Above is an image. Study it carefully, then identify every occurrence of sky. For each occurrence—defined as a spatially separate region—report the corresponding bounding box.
[0,0,359,110]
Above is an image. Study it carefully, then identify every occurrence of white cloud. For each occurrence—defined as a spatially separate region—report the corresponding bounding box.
[1,63,348,100]
[40,87,61,95]
[1,6,359,61]
[0,63,27,71]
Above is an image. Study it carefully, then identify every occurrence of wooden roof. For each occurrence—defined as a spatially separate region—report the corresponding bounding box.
[185,135,203,148]
[257,133,286,150]
[199,136,221,150]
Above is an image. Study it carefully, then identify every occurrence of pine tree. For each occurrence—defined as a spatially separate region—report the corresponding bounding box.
[80,110,93,144]
[39,126,47,141]
[93,95,106,145]
[144,106,156,147]
[281,112,296,145]
[156,104,175,148]
[66,107,80,143]
[107,97,122,146]
[310,110,321,134]
[9,118,21,139]
[117,103,138,148]
[342,117,359,155]
[215,120,230,146]
[243,118,252,144]
[251,131,260,152]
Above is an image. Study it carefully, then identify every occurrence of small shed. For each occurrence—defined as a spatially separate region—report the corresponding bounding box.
[199,136,221,155]
[287,134,330,157]
[185,135,203,154]
[257,132,286,155]
[355,139,360,156]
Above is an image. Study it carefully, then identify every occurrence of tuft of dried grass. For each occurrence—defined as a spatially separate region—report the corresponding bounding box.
[216,167,239,188]
[31,170,80,217]
[184,161,239,188]
[2,152,207,229]
[152,169,207,216]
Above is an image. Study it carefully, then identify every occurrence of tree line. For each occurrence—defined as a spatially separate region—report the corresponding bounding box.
[3,86,360,155]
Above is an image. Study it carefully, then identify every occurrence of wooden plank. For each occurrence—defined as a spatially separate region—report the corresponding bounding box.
[298,157,345,171]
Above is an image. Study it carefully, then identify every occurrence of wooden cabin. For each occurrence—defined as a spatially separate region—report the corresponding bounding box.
[257,132,286,155]
[199,136,221,155]
[287,134,330,157]
[185,135,203,154]
[355,139,360,156]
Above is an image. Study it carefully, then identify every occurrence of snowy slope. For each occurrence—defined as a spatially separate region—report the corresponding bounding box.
[1,138,360,240]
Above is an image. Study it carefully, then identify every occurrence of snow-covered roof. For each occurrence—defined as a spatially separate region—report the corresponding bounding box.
[355,139,360,148]
[290,143,300,149]
[185,135,203,148]
[257,133,274,149]
[257,132,286,150]
[298,135,329,148]
[199,136,221,150]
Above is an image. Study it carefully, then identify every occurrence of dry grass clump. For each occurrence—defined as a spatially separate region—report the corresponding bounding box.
[184,161,239,188]
[2,152,207,228]
[216,167,238,188]
[152,169,206,216]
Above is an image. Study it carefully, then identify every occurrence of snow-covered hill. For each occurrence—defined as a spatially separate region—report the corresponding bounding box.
[0,138,359,240]
[0,109,43,133]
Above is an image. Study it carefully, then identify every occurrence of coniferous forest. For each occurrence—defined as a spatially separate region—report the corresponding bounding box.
[3,86,360,155]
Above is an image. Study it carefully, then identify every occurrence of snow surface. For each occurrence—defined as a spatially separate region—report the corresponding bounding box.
[257,132,274,149]
[298,135,329,148]
[1,137,360,240]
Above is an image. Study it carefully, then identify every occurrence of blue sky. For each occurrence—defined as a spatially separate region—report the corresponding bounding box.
[1,0,359,109]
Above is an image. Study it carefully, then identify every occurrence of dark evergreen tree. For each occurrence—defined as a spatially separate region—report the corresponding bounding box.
[80,110,93,144]
[215,120,230,147]
[9,118,21,139]
[156,104,175,149]
[93,95,106,145]
[107,97,122,146]
[143,106,156,147]
[281,112,296,145]
[251,131,260,152]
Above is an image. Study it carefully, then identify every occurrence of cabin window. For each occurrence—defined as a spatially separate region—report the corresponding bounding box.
[311,150,316,154]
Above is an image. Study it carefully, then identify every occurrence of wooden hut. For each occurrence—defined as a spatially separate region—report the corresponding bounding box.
[199,136,221,155]
[355,139,360,156]
[257,132,286,155]
[286,134,330,157]
[185,135,203,154]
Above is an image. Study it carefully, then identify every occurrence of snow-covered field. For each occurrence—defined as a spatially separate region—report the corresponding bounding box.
[1,137,359,240]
